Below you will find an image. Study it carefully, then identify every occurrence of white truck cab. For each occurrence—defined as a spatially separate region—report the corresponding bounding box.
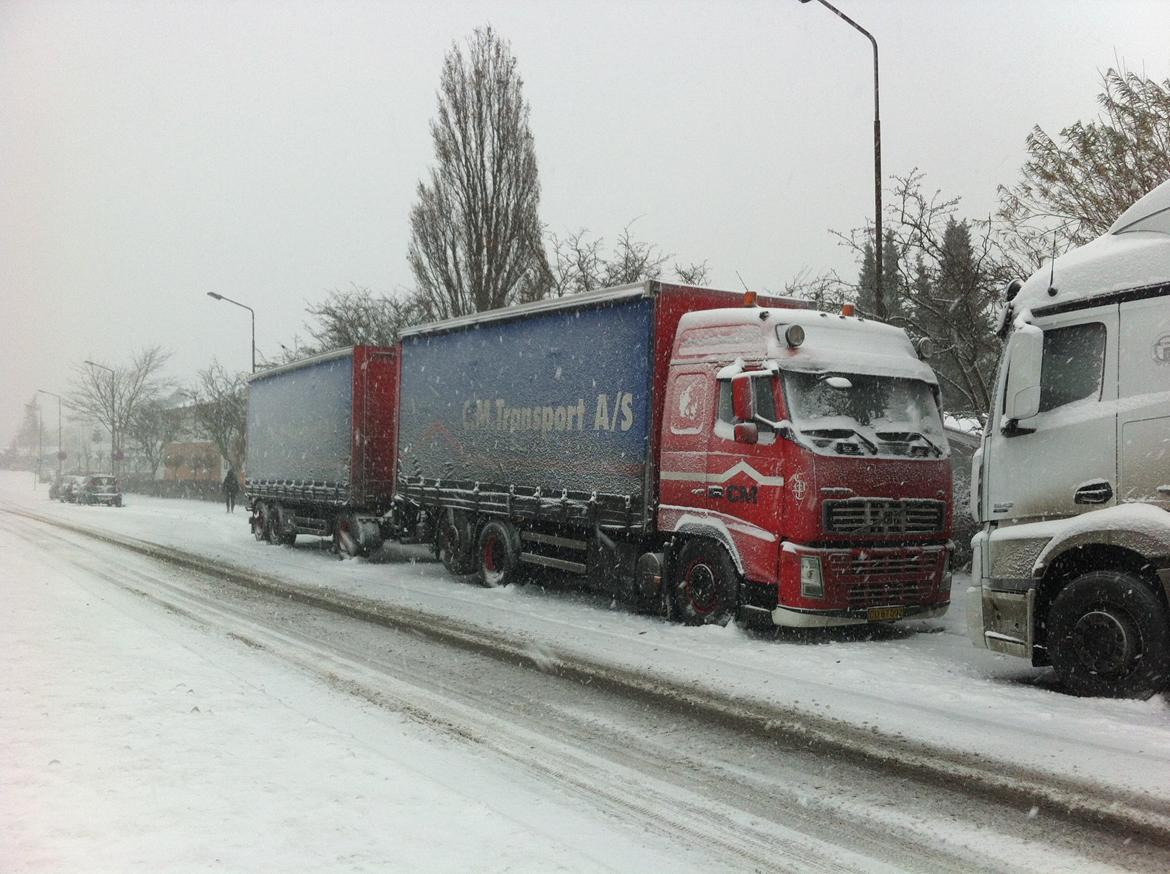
[969,179,1170,697]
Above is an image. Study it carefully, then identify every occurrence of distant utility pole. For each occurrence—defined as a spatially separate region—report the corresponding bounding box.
[799,0,886,320]
[84,359,117,475]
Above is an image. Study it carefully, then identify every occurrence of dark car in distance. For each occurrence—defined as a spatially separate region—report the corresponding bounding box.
[58,475,85,503]
[76,475,122,507]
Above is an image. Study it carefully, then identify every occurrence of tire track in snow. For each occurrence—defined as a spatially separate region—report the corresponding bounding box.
[5,503,1170,852]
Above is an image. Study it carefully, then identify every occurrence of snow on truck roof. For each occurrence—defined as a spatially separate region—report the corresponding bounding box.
[1014,177,1170,313]
[396,280,809,339]
[246,346,356,383]
[674,307,937,384]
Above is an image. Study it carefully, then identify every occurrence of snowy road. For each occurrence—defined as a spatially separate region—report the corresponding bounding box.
[2,475,1170,870]
[4,504,1169,872]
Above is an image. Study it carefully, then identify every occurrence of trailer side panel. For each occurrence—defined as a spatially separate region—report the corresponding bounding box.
[397,296,655,529]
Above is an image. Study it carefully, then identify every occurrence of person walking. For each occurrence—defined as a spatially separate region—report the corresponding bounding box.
[223,467,240,513]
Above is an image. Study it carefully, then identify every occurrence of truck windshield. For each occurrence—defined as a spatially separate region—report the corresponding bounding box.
[782,371,947,458]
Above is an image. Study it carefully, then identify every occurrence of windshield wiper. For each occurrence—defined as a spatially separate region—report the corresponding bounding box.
[878,430,944,457]
[803,427,879,456]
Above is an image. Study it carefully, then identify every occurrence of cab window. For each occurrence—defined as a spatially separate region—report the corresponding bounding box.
[716,375,776,432]
[1039,323,1106,411]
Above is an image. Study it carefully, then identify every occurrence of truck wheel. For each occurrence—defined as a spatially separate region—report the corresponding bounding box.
[334,514,359,557]
[672,539,739,626]
[253,503,273,543]
[476,520,521,587]
[273,505,296,547]
[437,510,476,576]
[1048,570,1170,699]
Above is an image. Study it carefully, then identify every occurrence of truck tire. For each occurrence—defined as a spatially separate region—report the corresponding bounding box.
[253,502,273,543]
[275,505,297,547]
[334,513,359,557]
[476,519,521,587]
[1047,570,1170,699]
[672,539,739,626]
[437,510,476,576]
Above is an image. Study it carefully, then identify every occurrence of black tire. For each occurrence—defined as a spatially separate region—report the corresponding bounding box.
[274,505,297,547]
[437,510,476,575]
[1047,570,1170,699]
[253,503,273,543]
[334,513,359,557]
[476,519,522,587]
[671,539,740,626]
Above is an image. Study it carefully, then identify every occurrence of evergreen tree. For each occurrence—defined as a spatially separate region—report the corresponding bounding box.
[856,231,904,323]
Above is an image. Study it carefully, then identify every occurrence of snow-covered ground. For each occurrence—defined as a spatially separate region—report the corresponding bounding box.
[3,472,1168,810]
[2,495,721,872]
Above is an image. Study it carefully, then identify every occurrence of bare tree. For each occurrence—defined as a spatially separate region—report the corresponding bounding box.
[303,284,420,350]
[66,346,171,472]
[7,397,41,467]
[125,399,180,480]
[407,26,549,320]
[998,68,1170,271]
[781,267,852,311]
[832,171,1009,417]
[674,261,711,286]
[547,223,705,296]
[189,362,247,475]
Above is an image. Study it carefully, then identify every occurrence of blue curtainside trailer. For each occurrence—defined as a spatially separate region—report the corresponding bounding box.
[396,287,657,532]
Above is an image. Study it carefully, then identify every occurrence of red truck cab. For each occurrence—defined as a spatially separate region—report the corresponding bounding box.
[658,305,952,627]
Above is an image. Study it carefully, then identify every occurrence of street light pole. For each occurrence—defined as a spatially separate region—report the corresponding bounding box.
[37,389,64,481]
[84,360,116,475]
[206,292,256,373]
[799,0,885,320]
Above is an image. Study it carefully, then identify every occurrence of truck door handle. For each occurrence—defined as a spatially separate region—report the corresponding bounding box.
[707,486,724,499]
[1074,481,1113,505]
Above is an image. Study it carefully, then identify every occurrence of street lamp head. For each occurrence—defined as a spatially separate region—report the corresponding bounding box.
[207,292,224,300]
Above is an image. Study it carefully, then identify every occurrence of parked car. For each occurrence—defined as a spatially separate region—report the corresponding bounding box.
[76,475,122,507]
[48,474,66,500]
[59,475,85,503]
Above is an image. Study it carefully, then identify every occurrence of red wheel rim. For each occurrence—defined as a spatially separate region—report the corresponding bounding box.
[483,534,500,573]
[683,559,719,615]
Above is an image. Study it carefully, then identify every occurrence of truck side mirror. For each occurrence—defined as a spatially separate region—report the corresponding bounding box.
[1003,324,1043,423]
[731,373,755,422]
[734,422,759,444]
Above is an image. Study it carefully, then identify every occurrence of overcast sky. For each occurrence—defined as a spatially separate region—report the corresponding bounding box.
[2,0,1169,445]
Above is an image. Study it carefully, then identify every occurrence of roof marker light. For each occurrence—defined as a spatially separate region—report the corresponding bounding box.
[743,290,758,307]
[841,303,856,317]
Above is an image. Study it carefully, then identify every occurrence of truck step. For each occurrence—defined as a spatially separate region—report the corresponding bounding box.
[520,531,588,551]
[519,552,587,574]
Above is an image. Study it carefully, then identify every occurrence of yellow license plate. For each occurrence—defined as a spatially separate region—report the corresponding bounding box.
[867,606,905,622]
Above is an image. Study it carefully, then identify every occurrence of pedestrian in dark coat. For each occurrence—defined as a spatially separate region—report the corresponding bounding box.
[223,467,240,512]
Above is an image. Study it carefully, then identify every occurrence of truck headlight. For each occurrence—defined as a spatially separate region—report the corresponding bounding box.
[800,556,824,599]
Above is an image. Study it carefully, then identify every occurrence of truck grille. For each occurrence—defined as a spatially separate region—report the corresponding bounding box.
[846,581,931,608]
[823,499,944,536]
[826,550,940,607]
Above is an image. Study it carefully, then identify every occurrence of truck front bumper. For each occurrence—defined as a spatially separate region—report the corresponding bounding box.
[745,602,950,628]
[739,542,952,628]
[966,528,1037,659]
[967,585,1036,658]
